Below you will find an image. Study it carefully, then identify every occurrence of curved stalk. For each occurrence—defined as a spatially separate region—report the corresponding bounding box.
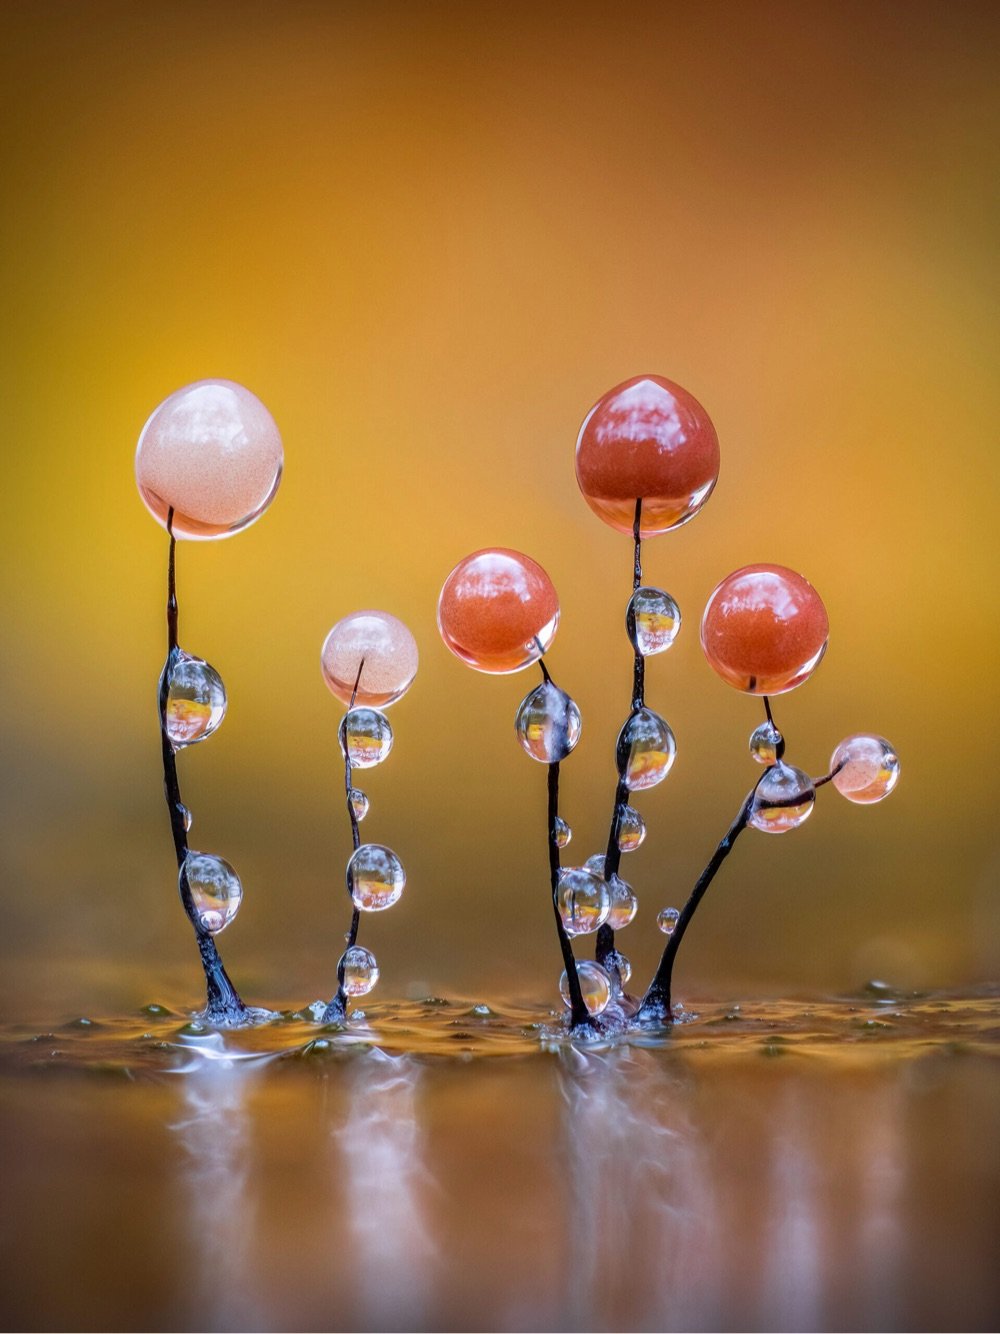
[323,660,365,1023]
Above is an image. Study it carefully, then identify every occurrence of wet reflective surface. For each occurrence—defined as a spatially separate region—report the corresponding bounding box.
[1,988,997,1331]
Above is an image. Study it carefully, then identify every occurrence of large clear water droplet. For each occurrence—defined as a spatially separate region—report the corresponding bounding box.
[340,945,380,996]
[339,708,393,769]
[605,874,637,930]
[182,851,242,934]
[749,762,815,833]
[347,843,405,911]
[616,707,676,791]
[616,804,646,851]
[749,720,783,765]
[165,653,226,748]
[626,586,681,656]
[349,788,369,821]
[657,906,680,935]
[556,868,610,936]
[559,961,611,1016]
[515,682,582,763]
[830,734,900,804]
[553,817,572,848]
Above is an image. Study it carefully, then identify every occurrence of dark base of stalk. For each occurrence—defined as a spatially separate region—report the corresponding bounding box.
[320,995,347,1025]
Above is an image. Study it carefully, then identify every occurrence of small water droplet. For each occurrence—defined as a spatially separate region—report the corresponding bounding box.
[657,907,680,935]
[749,720,782,766]
[182,851,243,934]
[749,762,815,833]
[559,961,612,1016]
[349,788,369,821]
[556,868,610,936]
[339,708,393,768]
[616,707,676,791]
[347,843,405,911]
[179,804,193,832]
[166,653,227,748]
[605,874,637,930]
[584,853,607,874]
[626,586,681,656]
[515,682,582,763]
[616,804,645,851]
[554,816,572,848]
[340,945,380,996]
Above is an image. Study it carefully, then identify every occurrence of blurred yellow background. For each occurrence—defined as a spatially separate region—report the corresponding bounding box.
[1,0,997,1018]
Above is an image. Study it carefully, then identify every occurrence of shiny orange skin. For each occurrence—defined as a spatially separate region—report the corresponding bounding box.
[437,549,560,674]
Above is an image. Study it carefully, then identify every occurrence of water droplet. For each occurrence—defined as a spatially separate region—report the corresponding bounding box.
[626,586,681,656]
[616,804,646,851]
[515,682,582,763]
[830,734,900,804]
[605,874,637,930]
[347,843,405,911]
[616,707,676,791]
[556,868,610,936]
[657,906,680,935]
[559,961,612,1015]
[349,788,369,821]
[749,762,815,833]
[554,816,572,848]
[584,853,607,875]
[178,803,193,832]
[340,945,380,996]
[610,951,632,986]
[165,653,226,747]
[339,708,393,768]
[749,720,783,765]
[182,851,242,934]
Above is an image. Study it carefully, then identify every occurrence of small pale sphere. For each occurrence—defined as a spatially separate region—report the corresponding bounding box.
[165,653,226,748]
[657,907,680,935]
[701,564,829,695]
[749,720,783,766]
[616,804,646,852]
[627,586,682,656]
[182,851,243,934]
[340,945,380,997]
[584,853,607,874]
[437,549,560,674]
[749,762,816,833]
[339,708,393,768]
[616,707,677,791]
[321,611,418,709]
[347,844,406,912]
[135,379,283,539]
[557,868,610,936]
[575,375,720,536]
[515,682,582,763]
[831,734,901,804]
[605,874,638,930]
[554,817,572,848]
[349,788,369,822]
[559,961,612,1016]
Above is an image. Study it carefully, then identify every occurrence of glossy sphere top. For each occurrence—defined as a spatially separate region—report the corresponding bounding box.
[321,610,418,708]
[700,564,829,695]
[135,379,283,539]
[575,375,720,536]
[437,549,560,674]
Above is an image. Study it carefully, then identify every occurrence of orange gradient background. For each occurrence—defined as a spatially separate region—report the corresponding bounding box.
[1,0,997,1018]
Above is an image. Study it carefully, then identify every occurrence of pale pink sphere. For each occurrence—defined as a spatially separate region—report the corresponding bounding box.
[135,379,283,539]
[321,611,419,708]
[831,734,900,804]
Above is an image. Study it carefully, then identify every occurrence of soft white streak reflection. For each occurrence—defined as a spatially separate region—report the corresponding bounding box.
[760,1085,825,1330]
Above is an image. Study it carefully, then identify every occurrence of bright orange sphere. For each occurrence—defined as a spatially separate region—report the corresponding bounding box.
[437,549,560,674]
[575,375,720,536]
[700,564,829,695]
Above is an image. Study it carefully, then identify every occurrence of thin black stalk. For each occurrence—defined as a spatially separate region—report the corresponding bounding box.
[763,694,786,760]
[813,760,846,789]
[597,496,644,973]
[547,757,594,1031]
[323,660,365,1023]
[158,508,247,1023]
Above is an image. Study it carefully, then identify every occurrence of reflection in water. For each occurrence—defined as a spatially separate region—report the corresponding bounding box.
[333,1050,434,1330]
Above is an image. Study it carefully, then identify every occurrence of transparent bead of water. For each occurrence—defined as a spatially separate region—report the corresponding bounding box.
[347,843,405,911]
[616,707,676,791]
[616,804,646,851]
[182,851,243,934]
[515,682,582,763]
[830,734,900,804]
[559,960,612,1016]
[349,788,369,821]
[339,708,393,768]
[556,868,610,936]
[749,762,816,833]
[340,945,380,996]
[626,586,682,656]
[165,653,227,748]
[749,720,783,765]
[657,906,680,935]
[584,853,607,875]
[610,951,632,986]
[178,804,193,832]
[605,874,638,930]
[554,817,572,848]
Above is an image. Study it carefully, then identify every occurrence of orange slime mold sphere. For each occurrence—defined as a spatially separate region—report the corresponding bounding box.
[438,549,560,674]
[575,375,720,536]
[700,564,829,695]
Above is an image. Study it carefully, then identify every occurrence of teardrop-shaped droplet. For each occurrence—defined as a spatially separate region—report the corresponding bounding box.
[559,961,612,1016]
[339,708,393,769]
[616,707,676,791]
[553,816,572,848]
[749,720,783,766]
[626,586,681,656]
[609,951,632,986]
[515,682,582,763]
[178,803,193,832]
[749,762,815,833]
[349,788,370,821]
[616,804,646,852]
[605,874,637,930]
[340,945,380,996]
[347,843,405,911]
[657,907,680,935]
[556,868,610,936]
[182,851,243,934]
[166,653,227,748]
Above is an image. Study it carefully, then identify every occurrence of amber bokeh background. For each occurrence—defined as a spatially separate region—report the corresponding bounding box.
[1,0,997,1019]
